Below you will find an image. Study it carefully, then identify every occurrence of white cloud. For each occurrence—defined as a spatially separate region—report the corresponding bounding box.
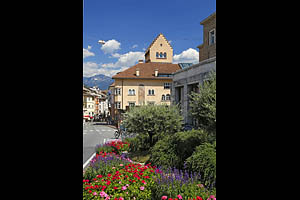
[101,39,121,54]
[83,51,145,77]
[173,48,199,64]
[83,47,95,59]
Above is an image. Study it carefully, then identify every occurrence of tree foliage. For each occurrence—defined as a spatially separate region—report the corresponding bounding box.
[189,71,216,136]
[123,105,183,146]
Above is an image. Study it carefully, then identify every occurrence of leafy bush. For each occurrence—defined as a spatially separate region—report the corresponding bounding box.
[123,105,183,146]
[148,135,181,170]
[174,129,210,165]
[124,134,151,152]
[149,129,210,170]
[184,142,216,189]
[189,71,216,137]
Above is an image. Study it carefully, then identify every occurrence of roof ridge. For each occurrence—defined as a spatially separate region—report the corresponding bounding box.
[145,33,172,52]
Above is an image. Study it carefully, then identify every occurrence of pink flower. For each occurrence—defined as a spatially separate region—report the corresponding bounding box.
[177,195,183,199]
[93,192,97,196]
[119,197,124,200]
[100,191,106,197]
[126,184,129,187]
[162,196,168,200]
[140,186,145,190]
[121,186,127,190]
[120,164,123,166]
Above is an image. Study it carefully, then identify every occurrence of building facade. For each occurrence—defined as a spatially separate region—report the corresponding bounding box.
[110,33,181,123]
[197,12,216,62]
[145,33,173,63]
[172,12,216,125]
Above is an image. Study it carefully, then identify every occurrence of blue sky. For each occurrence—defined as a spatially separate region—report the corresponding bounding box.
[83,0,216,77]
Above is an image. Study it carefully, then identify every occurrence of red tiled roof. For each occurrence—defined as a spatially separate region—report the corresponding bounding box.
[112,62,181,79]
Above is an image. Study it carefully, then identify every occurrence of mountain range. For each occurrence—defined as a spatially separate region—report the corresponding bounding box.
[83,74,114,90]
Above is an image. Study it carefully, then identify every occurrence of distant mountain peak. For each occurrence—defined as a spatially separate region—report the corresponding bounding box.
[83,74,114,90]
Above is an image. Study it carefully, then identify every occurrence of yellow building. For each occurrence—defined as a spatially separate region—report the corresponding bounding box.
[111,33,181,114]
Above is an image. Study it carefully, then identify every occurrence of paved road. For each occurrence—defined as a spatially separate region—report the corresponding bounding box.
[83,122,116,165]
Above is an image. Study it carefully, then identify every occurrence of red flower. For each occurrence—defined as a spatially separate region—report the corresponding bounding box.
[196,197,203,200]
[113,187,118,190]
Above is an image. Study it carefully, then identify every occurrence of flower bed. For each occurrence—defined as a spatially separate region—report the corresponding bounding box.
[83,141,216,200]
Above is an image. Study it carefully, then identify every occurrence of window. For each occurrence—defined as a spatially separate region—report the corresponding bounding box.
[166,94,171,101]
[129,89,135,95]
[164,52,167,58]
[115,102,121,109]
[115,88,121,95]
[128,102,135,107]
[164,83,171,89]
[160,52,163,58]
[162,95,165,101]
[156,52,159,58]
[209,29,215,45]
[148,89,155,95]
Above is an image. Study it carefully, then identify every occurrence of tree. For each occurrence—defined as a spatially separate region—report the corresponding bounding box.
[123,105,183,147]
[189,71,216,137]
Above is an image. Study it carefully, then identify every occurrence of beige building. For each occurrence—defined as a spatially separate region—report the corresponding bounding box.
[145,33,173,63]
[197,12,216,62]
[110,33,181,123]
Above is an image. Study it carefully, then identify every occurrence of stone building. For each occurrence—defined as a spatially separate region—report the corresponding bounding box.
[197,12,216,62]
[172,12,216,125]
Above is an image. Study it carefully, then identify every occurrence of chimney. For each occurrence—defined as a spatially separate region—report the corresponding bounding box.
[154,69,158,77]
[138,60,143,63]
[136,68,140,76]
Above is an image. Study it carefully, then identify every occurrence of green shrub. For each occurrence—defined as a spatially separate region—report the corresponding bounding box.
[124,134,151,152]
[123,105,183,147]
[149,129,211,170]
[174,129,210,165]
[189,71,216,137]
[184,142,216,189]
[148,135,180,170]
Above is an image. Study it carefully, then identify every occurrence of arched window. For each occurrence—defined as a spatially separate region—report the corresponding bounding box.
[129,89,132,95]
[162,95,165,101]
[166,94,170,100]
[148,89,152,95]
[164,52,167,58]
[156,52,159,58]
[152,89,155,95]
[160,52,163,58]
[132,89,135,95]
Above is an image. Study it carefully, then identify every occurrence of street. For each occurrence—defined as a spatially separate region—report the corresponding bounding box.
[83,122,116,165]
